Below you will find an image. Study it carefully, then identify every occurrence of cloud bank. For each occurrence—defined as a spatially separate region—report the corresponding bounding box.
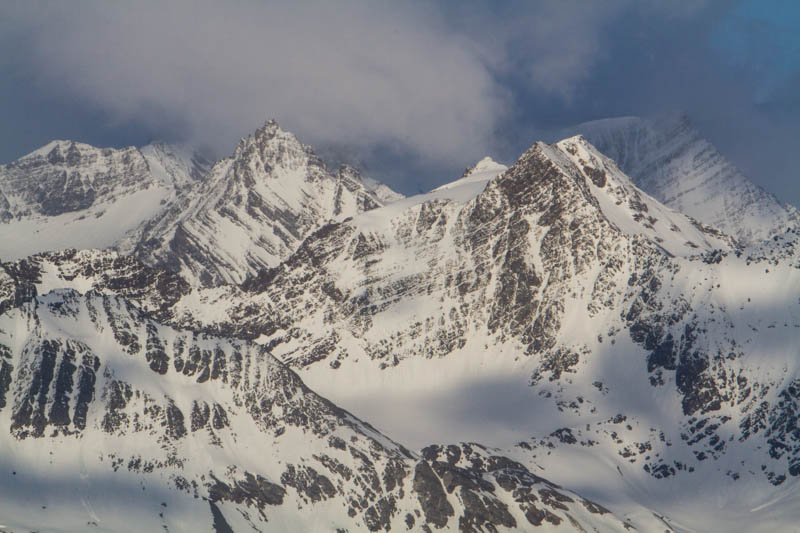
[0,2,690,163]
[1,1,502,167]
[0,1,798,202]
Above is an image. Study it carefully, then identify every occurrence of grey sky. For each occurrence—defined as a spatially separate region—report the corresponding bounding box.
[0,1,797,204]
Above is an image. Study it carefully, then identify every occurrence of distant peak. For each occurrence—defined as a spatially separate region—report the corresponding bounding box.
[472,156,505,172]
[440,156,508,191]
[461,156,507,180]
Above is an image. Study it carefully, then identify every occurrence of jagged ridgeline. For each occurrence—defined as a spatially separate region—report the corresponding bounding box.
[568,114,800,245]
[0,139,211,260]
[0,121,402,287]
[0,118,799,531]
[118,120,403,287]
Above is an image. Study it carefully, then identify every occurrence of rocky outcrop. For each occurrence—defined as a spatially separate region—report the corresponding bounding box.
[0,288,631,531]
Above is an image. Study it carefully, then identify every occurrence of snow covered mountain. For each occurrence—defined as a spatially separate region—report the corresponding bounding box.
[0,279,633,531]
[3,125,800,531]
[0,122,401,289]
[569,114,800,245]
[0,140,209,261]
[140,141,213,191]
[120,120,402,287]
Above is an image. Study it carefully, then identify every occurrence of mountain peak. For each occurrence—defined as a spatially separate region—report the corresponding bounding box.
[231,118,314,173]
[493,135,733,256]
[569,114,798,244]
[432,157,508,196]
[472,156,505,172]
[128,120,400,286]
[253,118,284,139]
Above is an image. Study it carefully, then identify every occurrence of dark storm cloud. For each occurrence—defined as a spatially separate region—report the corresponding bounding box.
[0,1,797,203]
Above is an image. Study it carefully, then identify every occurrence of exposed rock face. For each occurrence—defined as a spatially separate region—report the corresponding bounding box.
[0,248,190,321]
[0,288,630,532]
[0,140,208,260]
[0,141,153,218]
[571,114,800,245]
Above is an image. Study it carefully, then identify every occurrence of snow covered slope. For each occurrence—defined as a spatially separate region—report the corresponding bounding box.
[5,133,800,531]
[140,141,212,191]
[122,120,402,287]
[0,121,398,289]
[550,136,732,256]
[0,140,208,261]
[0,284,633,532]
[571,114,800,245]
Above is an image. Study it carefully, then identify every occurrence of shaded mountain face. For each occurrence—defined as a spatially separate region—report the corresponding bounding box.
[0,140,209,261]
[140,141,213,191]
[570,114,800,246]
